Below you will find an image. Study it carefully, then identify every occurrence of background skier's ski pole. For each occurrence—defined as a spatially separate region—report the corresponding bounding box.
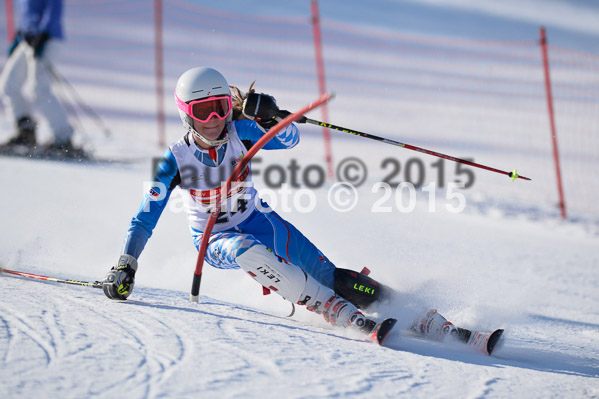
[44,60,112,137]
[190,92,333,303]
[284,113,531,182]
[0,267,103,288]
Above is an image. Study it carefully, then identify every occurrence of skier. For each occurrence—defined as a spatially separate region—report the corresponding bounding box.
[101,67,395,339]
[102,67,502,352]
[0,0,81,158]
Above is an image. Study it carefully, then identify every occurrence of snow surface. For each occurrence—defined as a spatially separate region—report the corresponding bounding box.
[1,0,599,398]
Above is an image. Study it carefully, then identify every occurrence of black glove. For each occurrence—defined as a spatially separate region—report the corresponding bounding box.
[22,30,35,46]
[243,93,280,130]
[30,31,50,58]
[103,254,138,300]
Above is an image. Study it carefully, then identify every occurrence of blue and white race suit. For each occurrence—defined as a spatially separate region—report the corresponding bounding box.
[122,120,336,289]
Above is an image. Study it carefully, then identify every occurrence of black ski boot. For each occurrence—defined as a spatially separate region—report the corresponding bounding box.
[349,312,378,335]
[3,116,37,147]
[43,137,88,160]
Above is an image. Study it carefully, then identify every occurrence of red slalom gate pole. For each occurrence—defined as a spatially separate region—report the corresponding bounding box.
[310,0,334,180]
[540,26,566,219]
[5,0,15,42]
[154,0,166,147]
[189,92,333,302]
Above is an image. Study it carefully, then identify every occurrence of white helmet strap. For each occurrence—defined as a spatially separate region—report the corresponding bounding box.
[191,129,230,147]
[185,119,230,147]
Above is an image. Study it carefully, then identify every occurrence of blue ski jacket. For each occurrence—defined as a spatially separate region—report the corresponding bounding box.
[18,0,64,39]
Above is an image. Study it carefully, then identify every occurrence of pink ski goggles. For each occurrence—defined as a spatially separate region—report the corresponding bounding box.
[175,92,232,123]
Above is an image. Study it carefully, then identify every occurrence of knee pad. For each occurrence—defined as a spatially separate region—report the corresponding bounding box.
[333,268,392,309]
[236,245,307,303]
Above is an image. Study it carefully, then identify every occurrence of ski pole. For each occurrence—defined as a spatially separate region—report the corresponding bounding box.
[0,267,103,289]
[190,92,333,303]
[283,112,531,182]
[44,60,112,137]
[52,75,87,136]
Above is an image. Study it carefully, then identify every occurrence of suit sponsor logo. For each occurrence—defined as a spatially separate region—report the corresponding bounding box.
[353,283,375,295]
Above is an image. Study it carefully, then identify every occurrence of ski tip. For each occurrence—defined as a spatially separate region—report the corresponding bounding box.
[487,329,504,355]
[375,318,398,346]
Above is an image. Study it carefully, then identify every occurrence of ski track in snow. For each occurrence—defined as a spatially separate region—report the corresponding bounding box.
[1,272,598,398]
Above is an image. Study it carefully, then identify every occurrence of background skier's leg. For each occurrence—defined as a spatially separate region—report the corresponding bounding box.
[32,41,73,144]
[0,43,34,138]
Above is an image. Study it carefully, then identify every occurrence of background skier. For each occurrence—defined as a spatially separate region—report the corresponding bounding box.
[0,0,81,157]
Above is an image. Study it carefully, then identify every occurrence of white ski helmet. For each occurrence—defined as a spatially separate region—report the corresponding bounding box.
[174,67,232,146]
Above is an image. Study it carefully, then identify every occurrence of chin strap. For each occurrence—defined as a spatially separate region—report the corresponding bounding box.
[187,123,230,147]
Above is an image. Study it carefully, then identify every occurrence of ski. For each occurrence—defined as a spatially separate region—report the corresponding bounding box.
[371,318,398,346]
[447,327,505,355]
[0,143,138,164]
[404,327,505,356]
[465,328,504,356]
[0,142,87,161]
[409,309,504,356]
